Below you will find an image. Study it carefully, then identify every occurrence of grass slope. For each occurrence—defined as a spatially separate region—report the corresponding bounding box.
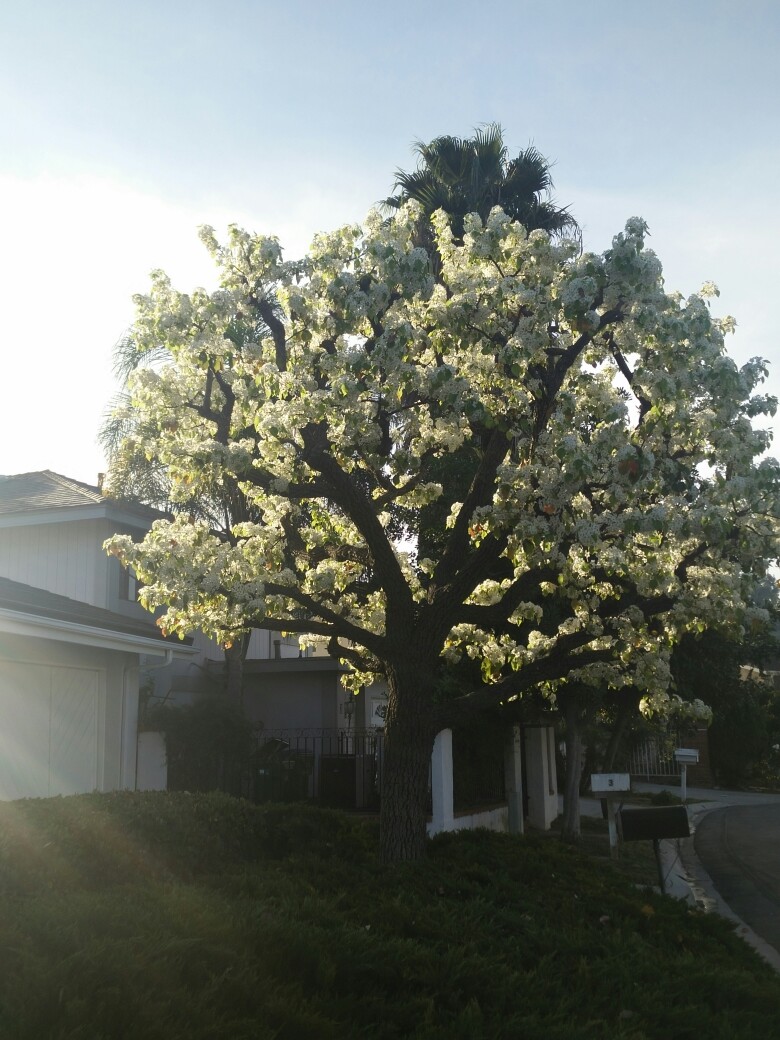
[0,792,776,1040]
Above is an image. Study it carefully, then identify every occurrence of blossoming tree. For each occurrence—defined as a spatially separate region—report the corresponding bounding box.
[105,205,780,861]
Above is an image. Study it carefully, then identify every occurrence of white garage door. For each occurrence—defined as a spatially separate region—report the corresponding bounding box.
[0,662,99,799]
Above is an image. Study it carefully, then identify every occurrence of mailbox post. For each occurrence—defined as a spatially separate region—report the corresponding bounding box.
[673,748,699,804]
[590,773,631,857]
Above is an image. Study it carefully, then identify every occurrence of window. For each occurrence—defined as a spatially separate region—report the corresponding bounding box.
[119,566,141,602]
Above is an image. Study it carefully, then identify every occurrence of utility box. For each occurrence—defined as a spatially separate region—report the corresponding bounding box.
[617,805,690,842]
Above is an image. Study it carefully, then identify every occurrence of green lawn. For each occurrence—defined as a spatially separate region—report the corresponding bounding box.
[0,792,777,1039]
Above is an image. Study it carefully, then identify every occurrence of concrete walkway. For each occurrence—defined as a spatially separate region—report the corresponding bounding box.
[571,782,780,971]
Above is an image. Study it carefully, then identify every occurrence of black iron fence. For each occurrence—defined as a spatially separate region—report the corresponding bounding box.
[251,728,382,811]
[165,724,509,814]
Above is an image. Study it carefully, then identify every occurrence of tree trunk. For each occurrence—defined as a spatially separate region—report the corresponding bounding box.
[597,696,639,818]
[560,694,584,843]
[223,635,249,707]
[378,663,437,864]
[579,734,598,797]
[603,695,639,772]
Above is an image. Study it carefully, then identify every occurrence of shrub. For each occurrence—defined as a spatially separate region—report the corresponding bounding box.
[0,793,376,893]
[649,789,681,806]
[0,793,779,1038]
[146,697,257,795]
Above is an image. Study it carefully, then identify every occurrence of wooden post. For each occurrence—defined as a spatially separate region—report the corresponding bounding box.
[606,799,619,859]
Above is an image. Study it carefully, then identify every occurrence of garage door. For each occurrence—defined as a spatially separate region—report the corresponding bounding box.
[0,662,99,799]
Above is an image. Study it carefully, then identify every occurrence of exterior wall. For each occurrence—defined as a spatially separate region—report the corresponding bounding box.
[0,633,139,798]
[427,729,511,837]
[685,727,714,785]
[0,519,107,606]
[246,628,311,662]
[427,724,558,837]
[148,630,312,706]
[357,681,388,729]
[243,670,342,730]
[0,515,152,625]
[428,806,509,836]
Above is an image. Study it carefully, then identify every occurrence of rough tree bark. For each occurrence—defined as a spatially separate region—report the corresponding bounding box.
[596,694,641,818]
[379,659,438,863]
[602,695,640,772]
[223,633,250,707]
[560,693,584,843]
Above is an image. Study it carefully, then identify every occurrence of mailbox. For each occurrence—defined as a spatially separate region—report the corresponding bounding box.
[617,805,690,842]
[674,748,699,766]
[617,805,690,893]
[590,772,631,795]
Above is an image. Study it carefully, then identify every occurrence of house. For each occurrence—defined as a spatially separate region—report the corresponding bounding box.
[0,471,352,799]
[0,470,558,829]
[0,472,199,799]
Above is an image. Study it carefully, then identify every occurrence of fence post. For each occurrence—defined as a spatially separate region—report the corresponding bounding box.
[430,729,454,835]
[136,731,167,791]
[504,726,524,834]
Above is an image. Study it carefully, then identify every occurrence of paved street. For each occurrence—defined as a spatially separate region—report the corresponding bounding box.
[631,784,780,969]
[694,804,780,953]
[572,783,780,968]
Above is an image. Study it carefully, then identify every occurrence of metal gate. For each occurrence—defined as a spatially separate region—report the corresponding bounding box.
[253,728,382,810]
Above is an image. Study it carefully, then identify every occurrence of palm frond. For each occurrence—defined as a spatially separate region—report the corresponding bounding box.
[386,124,579,242]
[112,332,171,382]
[502,147,554,200]
[98,392,136,459]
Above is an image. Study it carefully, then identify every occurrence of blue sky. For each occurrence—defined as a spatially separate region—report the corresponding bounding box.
[1,0,778,483]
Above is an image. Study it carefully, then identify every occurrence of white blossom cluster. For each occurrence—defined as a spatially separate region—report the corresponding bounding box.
[105,204,780,719]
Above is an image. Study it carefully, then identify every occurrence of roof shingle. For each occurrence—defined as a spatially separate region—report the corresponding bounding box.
[0,470,103,515]
[0,575,181,643]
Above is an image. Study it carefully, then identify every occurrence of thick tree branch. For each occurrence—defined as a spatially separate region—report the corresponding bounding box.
[254,582,385,657]
[254,296,288,372]
[433,643,617,728]
[299,422,415,618]
[433,427,513,589]
[609,334,652,423]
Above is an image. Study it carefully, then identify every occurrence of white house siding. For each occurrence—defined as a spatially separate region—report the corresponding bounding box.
[198,628,312,661]
[0,635,139,799]
[0,520,106,607]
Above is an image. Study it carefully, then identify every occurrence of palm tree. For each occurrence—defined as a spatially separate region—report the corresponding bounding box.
[384,126,581,562]
[384,123,579,244]
[99,308,283,705]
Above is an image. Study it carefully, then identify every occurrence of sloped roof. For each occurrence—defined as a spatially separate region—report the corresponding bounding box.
[0,575,171,642]
[0,470,103,515]
[0,470,165,527]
